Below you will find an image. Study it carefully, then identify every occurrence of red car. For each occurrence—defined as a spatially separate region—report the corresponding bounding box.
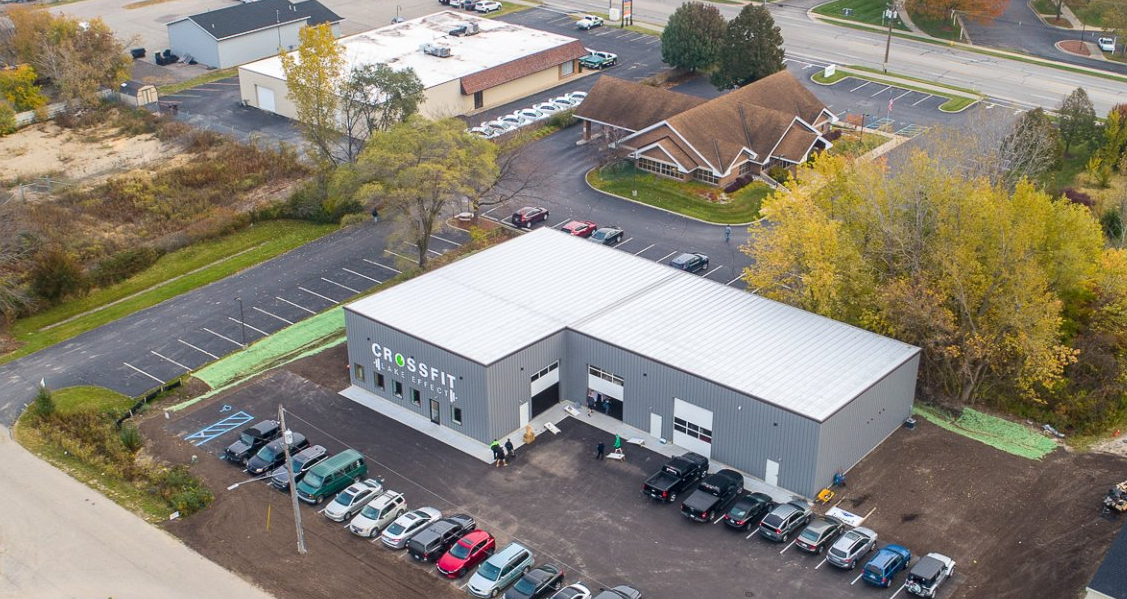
[436,529,495,579]
[562,220,597,237]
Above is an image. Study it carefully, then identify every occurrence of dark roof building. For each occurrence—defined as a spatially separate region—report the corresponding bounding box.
[1088,521,1127,599]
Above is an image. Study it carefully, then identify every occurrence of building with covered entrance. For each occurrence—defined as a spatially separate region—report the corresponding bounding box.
[342,229,920,497]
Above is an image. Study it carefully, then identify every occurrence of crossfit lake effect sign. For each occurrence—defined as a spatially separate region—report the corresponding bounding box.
[371,342,458,401]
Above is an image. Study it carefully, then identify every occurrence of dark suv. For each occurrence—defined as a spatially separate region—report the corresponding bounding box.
[511,207,549,228]
[245,432,310,475]
[670,252,708,273]
[758,500,813,542]
[224,420,280,465]
[407,514,477,562]
[270,445,329,491]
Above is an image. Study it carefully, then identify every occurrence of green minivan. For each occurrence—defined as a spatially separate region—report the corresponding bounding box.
[295,449,367,504]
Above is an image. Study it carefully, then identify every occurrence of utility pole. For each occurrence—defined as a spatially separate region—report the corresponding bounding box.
[278,404,307,555]
[883,2,896,73]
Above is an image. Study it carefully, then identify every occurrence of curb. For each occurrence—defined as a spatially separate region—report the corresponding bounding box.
[583,166,766,227]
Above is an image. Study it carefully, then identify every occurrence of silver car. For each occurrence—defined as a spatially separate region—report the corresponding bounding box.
[379,507,441,549]
[348,490,406,538]
[322,478,383,522]
[827,526,878,569]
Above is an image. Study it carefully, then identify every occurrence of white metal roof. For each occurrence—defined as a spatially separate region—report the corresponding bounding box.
[239,10,579,89]
[347,229,919,421]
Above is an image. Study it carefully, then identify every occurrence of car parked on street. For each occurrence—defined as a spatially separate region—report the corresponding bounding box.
[905,553,955,597]
[670,252,709,273]
[348,490,406,537]
[549,583,591,599]
[407,513,477,562]
[590,586,641,599]
[862,544,912,588]
[1098,36,1117,52]
[512,206,550,228]
[381,507,442,549]
[562,220,597,237]
[589,226,625,245]
[323,478,383,522]
[245,432,309,475]
[826,526,878,570]
[576,15,603,29]
[270,444,329,491]
[224,420,280,465]
[475,0,502,11]
[468,542,535,598]
[722,492,774,530]
[758,500,813,542]
[795,515,845,554]
[680,469,743,522]
[437,529,496,578]
[505,564,564,599]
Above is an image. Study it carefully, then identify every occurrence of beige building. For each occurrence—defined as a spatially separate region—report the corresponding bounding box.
[238,11,587,121]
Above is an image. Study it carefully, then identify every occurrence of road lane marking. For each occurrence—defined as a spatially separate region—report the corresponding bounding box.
[780,539,796,554]
[227,316,268,336]
[321,277,360,294]
[727,274,743,285]
[657,250,678,263]
[123,362,164,384]
[151,350,190,371]
[633,243,654,255]
[363,258,401,274]
[276,296,316,314]
[431,234,462,246]
[342,267,380,283]
[178,339,219,359]
[204,327,245,348]
[851,573,864,585]
[254,306,294,325]
[850,81,870,92]
[298,286,339,304]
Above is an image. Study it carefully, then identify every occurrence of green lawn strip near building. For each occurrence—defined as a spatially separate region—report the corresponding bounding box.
[2,220,337,366]
[587,163,771,224]
[157,68,238,95]
[811,66,981,112]
[910,11,961,41]
[912,404,1058,460]
[812,0,910,30]
[483,1,539,19]
[827,131,887,157]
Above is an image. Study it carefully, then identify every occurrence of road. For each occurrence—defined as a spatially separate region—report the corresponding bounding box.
[0,426,276,599]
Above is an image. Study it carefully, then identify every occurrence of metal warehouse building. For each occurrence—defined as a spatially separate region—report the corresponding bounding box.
[343,229,920,497]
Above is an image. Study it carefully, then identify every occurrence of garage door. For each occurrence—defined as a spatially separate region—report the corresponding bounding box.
[673,398,713,458]
[256,85,276,113]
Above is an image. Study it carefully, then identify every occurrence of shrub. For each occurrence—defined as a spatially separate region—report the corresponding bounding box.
[152,465,213,515]
[547,109,576,129]
[119,423,143,453]
[1102,208,1124,242]
[29,247,89,304]
[723,174,755,194]
[91,247,162,287]
[0,101,16,136]
[33,387,56,419]
[1063,188,1094,207]
[339,212,369,227]
[824,129,843,142]
[767,165,790,184]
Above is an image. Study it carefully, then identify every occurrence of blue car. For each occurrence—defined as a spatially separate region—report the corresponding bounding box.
[862,544,912,588]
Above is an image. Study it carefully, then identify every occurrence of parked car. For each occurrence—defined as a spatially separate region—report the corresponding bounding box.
[722,492,774,530]
[407,513,477,562]
[551,96,578,108]
[670,252,709,273]
[562,220,597,237]
[576,15,603,29]
[468,126,498,139]
[905,553,955,597]
[381,507,442,549]
[270,444,329,491]
[826,526,878,570]
[348,490,406,538]
[590,586,641,599]
[1098,36,1117,52]
[578,50,617,70]
[758,500,813,542]
[468,542,535,598]
[224,420,280,465]
[680,469,743,522]
[565,91,587,104]
[295,449,367,504]
[245,432,309,475]
[437,529,497,578]
[485,119,518,134]
[516,108,549,122]
[502,112,534,128]
[589,226,625,245]
[505,564,564,599]
[512,206,550,228]
[795,516,845,554]
[475,0,502,11]
[862,544,913,588]
[549,583,592,599]
[534,102,563,115]
[642,452,708,503]
[323,478,383,522]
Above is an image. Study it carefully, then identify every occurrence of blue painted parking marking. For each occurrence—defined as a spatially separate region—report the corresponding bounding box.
[185,411,254,446]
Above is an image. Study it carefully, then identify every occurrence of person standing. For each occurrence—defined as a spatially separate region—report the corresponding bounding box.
[595,441,605,460]
[724,225,731,243]
[586,391,595,416]
[490,439,502,467]
[504,439,515,461]
[602,397,611,415]
[371,206,380,224]
[614,434,622,452]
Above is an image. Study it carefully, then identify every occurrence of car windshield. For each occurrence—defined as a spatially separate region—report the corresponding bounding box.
[592,231,606,239]
[799,528,820,542]
[360,504,381,519]
[761,514,782,527]
[449,539,472,559]
[333,490,357,506]
[257,446,277,462]
[238,432,254,445]
[386,522,405,535]
[513,576,538,594]
[477,561,501,581]
[302,472,323,487]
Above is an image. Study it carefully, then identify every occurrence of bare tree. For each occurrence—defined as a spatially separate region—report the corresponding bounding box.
[0,193,33,327]
[467,137,557,220]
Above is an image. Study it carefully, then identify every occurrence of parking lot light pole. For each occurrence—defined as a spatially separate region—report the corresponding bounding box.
[883,2,897,72]
[279,404,307,555]
[236,297,247,347]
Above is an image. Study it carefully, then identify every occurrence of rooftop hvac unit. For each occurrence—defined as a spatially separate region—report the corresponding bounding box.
[420,43,452,58]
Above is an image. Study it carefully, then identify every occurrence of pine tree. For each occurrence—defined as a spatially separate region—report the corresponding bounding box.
[710,4,785,90]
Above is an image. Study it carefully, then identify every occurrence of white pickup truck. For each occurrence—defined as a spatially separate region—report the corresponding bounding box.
[576,14,604,30]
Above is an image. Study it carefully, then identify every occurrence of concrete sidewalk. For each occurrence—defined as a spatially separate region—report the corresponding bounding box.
[0,427,275,599]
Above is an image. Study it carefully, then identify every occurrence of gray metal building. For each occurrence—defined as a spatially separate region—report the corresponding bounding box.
[343,229,920,497]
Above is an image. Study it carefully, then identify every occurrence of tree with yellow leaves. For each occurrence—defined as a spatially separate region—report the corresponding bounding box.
[280,23,346,166]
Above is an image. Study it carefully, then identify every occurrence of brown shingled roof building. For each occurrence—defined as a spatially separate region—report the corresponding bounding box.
[573,71,838,188]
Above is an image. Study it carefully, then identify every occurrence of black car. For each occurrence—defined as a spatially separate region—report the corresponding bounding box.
[245,432,310,475]
[406,513,476,562]
[794,516,845,554]
[270,445,329,491]
[670,252,709,273]
[723,492,775,530]
[224,420,280,465]
[505,564,564,599]
[511,206,549,228]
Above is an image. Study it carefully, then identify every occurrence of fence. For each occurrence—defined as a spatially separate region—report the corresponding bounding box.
[13,89,115,128]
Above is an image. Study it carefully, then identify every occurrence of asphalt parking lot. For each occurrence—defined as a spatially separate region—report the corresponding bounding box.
[160,77,306,147]
[167,366,963,599]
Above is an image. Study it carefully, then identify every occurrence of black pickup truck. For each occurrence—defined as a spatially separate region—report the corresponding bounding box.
[680,469,744,522]
[642,452,709,503]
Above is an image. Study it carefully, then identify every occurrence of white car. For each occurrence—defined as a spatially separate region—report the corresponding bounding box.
[550,583,592,599]
[500,113,532,128]
[1098,36,1116,52]
[467,126,497,139]
[348,490,406,538]
[534,102,563,114]
[576,15,603,30]
[550,96,577,108]
[565,91,587,105]
[905,553,956,598]
[484,119,517,134]
[475,0,502,12]
[515,107,549,122]
[322,478,383,522]
[380,507,442,549]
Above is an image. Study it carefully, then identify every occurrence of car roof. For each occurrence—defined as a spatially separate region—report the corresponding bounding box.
[460,529,492,542]
[805,518,835,533]
[295,445,327,458]
[909,554,945,579]
[490,542,528,561]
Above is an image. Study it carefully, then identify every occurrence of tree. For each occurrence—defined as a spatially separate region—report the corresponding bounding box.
[1099,107,1127,170]
[466,136,558,220]
[280,23,347,166]
[906,0,1009,23]
[0,65,46,112]
[1057,87,1096,155]
[998,107,1062,185]
[337,63,425,163]
[352,117,498,267]
[661,2,727,72]
[29,246,88,304]
[710,5,785,90]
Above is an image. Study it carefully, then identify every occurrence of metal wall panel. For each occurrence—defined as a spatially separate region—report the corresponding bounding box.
[168,21,221,69]
[484,331,566,440]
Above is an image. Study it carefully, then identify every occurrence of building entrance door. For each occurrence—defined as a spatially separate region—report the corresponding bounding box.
[429,399,440,425]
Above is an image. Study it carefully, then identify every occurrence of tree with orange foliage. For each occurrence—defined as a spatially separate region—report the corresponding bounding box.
[906,0,1009,23]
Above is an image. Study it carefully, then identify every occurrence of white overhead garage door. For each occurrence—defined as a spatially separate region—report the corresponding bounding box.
[256,85,276,113]
[673,398,713,458]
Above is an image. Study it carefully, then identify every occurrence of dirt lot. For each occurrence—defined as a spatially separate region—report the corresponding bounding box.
[0,122,175,184]
[141,344,1127,599]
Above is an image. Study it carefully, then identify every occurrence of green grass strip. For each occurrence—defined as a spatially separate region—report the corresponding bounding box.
[157,68,238,95]
[49,385,136,415]
[913,404,1058,460]
[813,0,910,30]
[588,164,770,224]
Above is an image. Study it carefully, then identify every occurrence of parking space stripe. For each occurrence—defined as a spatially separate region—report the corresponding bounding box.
[482,205,502,215]
[276,295,316,314]
[384,249,415,262]
[912,95,931,106]
[618,237,634,246]
[746,530,757,539]
[321,277,360,294]
[342,267,380,283]
[204,327,245,348]
[850,81,870,92]
[779,539,796,554]
[851,572,864,585]
[633,243,654,255]
[893,89,912,101]
[178,338,219,359]
[646,37,660,44]
[712,514,724,524]
[427,248,443,257]
[888,583,906,598]
[815,557,828,569]
[704,265,726,279]
[431,234,462,247]
[727,274,743,285]
[151,350,191,371]
[483,214,499,222]
[870,85,891,97]
[123,362,164,384]
[298,286,339,304]
[550,219,569,228]
[363,258,401,274]
[657,250,678,263]
[254,306,294,325]
[227,316,269,336]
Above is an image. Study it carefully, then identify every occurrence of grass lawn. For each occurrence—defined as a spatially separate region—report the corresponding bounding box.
[827,131,887,157]
[49,386,136,414]
[2,220,337,366]
[911,10,963,41]
[813,0,910,30]
[588,163,772,223]
[483,1,539,19]
[1046,143,1097,193]
[157,68,237,95]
